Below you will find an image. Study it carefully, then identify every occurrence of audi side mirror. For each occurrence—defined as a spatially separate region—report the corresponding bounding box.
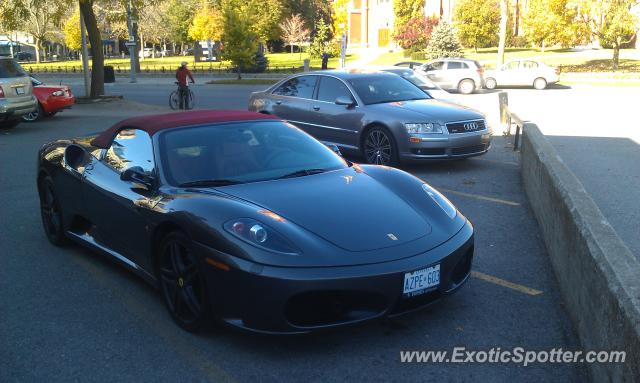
[335,96,355,107]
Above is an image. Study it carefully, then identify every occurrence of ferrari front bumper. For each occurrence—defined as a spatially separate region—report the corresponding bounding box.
[195,220,474,334]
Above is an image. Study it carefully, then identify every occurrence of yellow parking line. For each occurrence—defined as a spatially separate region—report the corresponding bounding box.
[438,188,521,207]
[471,271,543,296]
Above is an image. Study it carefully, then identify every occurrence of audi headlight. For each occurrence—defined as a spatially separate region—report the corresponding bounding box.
[224,218,300,255]
[52,90,64,96]
[404,123,442,134]
[422,184,457,218]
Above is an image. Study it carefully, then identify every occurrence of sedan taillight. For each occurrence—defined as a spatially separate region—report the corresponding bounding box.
[0,86,4,98]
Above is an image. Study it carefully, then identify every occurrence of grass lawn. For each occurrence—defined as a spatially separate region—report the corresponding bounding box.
[371,47,640,72]
[19,52,359,72]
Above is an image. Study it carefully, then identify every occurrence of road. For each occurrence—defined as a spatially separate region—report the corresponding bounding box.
[0,99,585,382]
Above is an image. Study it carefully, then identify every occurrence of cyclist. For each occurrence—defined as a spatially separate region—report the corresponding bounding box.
[175,61,195,109]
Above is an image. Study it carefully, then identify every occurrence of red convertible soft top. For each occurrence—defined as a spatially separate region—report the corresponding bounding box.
[91,110,279,148]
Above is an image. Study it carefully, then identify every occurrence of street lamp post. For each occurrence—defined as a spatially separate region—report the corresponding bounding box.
[126,0,137,83]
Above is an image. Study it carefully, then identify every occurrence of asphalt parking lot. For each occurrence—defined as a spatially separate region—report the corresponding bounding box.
[0,100,587,382]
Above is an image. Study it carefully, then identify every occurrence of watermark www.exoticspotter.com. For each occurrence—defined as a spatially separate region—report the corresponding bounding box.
[399,347,626,366]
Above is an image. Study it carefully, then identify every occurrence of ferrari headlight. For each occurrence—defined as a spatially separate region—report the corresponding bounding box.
[422,183,457,219]
[224,218,300,255]
[52,90,64,96]
[405,123,442,134]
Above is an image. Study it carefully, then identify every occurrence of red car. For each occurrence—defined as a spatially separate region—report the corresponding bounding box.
[22,77,75,122]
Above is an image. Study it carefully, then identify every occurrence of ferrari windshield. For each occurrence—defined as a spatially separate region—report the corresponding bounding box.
[348,74,430,105]
[159,120,349,186]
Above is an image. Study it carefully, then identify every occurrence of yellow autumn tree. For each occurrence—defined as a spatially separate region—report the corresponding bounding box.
[63,10,82,51]
[188,2,224,41]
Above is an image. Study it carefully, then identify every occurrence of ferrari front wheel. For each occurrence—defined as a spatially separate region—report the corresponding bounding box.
[38,176,69,246]
[158,232,211,332]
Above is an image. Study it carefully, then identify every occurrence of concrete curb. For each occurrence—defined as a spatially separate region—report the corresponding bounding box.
[520,123,640,382]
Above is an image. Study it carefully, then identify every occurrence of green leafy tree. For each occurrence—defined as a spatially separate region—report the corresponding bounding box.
[166,0,197,50]
[221,6,258,79]
[582,0,639,70]
[394,16,439,54]
[308,18,330,58]
[453,0,501,52]
[393,0,426,33]
[283,0,332,31]
[425,21,462,59]
[0,0,72,63]
[221,0,284,48]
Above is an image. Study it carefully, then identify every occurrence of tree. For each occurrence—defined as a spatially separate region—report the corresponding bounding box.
[0,0,72,63]
[393,16,439,54]
[453,0,501,52]
[79,0,104,98]
[63,9,82,51]
[497,0,508,66]
[581,0,639,70]
[221,6,257,79]
[166,0,197,52]
[188,1,224,42]
[393,0,426,33]
[308,18,330,58]
[280,14,310,54]
[523,0,590,51]
[220,0,284,49]
[425,21,462,59]
[282,0,332,31]
[331,0,349,38]
[138,2,172,59]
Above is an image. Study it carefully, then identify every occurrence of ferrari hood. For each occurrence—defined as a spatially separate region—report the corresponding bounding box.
[220,168,431,252]
[369,99,483,124]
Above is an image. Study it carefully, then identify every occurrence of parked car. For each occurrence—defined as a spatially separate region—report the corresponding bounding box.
[37,110,474,333]
[14,51,33,62]
[0,57,37,128]
[374,66,458,103]
[416,58,485,94]
[394,61,424,69]
[22,76,75,122]
[248,70,492,165]
[484,59,560,90]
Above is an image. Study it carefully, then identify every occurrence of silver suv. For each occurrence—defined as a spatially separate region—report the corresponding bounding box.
[417,58,485,94]
[0,57,37,128]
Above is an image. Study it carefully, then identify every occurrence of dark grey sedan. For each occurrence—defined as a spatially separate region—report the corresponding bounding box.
[248,70,492,165]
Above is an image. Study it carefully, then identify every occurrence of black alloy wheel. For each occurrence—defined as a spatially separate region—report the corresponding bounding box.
[159,232,209,332]
[39,176,68,246]
[364,127,397,166]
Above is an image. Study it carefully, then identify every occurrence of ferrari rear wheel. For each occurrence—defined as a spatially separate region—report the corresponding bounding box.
[22,103,43,122]
[39,176,69,246]
[159,232,210,332]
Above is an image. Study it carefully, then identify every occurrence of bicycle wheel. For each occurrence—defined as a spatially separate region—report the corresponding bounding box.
[169,91,180,110]
[186,90,195,110]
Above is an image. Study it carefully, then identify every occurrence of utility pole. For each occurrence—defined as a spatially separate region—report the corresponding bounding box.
[125,0,137,83]
[79,6,91,98]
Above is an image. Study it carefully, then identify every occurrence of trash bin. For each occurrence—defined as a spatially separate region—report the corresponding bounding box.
[104,65,115,83]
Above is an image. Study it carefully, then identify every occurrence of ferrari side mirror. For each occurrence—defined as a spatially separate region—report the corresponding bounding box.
[121,166,154,189]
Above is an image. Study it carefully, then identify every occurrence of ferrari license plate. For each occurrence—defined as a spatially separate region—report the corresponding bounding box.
[15,86,25,95]
[403,264,440,297]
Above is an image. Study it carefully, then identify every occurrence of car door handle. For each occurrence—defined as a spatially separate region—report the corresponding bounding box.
[275,100,282,105]
[313,106,320,111]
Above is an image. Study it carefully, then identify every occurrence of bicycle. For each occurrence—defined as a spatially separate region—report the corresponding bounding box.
[169,81,195,110]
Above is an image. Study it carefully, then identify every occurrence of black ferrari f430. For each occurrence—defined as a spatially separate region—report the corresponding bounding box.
[37,110,474,333]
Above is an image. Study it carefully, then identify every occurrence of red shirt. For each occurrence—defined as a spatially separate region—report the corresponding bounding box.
[176,67,195,86]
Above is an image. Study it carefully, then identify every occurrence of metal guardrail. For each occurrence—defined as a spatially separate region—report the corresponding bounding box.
[499,91,525,151]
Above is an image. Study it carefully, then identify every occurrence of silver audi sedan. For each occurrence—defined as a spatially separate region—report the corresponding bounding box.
[248,70,492,165]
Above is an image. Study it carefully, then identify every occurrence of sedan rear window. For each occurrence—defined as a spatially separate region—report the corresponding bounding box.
[0,59,27,78]
[348,75,429,105]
